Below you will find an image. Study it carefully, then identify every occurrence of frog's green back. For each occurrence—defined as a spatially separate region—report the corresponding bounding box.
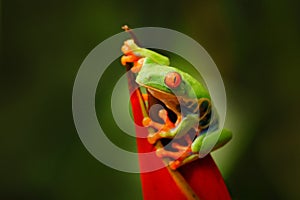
[136,58,210,100]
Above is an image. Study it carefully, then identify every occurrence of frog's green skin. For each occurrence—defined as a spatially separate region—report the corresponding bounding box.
[137,57,231,153]
[124,39,232,166]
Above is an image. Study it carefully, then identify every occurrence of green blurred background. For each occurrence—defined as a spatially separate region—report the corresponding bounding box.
[2,0,300,199]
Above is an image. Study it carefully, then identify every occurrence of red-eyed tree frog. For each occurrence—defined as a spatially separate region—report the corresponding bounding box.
[121,39,232,170]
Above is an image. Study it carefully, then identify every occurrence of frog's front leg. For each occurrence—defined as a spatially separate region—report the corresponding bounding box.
[142,109,175,144]
[121,40,145,73]
[121,53,145,73]
[121,39,169,73]
[122,39,170,66]
[143,112,199,144]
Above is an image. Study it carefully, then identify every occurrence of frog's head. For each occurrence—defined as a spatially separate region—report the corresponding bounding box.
[136,59,210,99]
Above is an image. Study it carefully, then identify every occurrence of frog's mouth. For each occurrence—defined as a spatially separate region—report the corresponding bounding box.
[137,82,175,96]
[136,80,169,92]
[137,82,189,104]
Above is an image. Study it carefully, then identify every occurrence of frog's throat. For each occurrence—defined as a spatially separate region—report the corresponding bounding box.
[139,85,180,116]
[151,90,181,116]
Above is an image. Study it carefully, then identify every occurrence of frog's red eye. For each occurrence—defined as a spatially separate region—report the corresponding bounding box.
[165,72,181,88]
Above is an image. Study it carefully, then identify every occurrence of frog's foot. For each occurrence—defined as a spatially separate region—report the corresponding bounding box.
[121,53,144,73]
[121,40,144,71]
[156,145,191,160]
[131,58,144,73]
[121,40,134,55]
[143,109,175,144]
[156,135,195,170]
[169,154,199,170]
[142,117,164,132]
[121,55,139,66]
